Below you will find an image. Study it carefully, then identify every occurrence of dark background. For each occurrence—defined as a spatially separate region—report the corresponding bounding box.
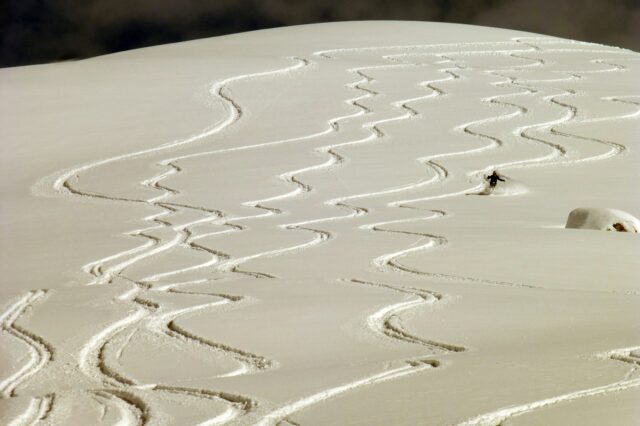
[2,0,639,68]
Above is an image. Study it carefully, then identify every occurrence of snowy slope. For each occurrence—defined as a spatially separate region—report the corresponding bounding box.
[1,21,639,425]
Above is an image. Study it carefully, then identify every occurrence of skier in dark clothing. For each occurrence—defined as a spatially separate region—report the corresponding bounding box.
[486,171,505,188]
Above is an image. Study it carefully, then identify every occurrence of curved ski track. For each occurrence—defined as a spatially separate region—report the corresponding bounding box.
[0,291,52,399]
[255,360,442,426]
[68,58,319,421]
[136,54,466,284]
[6,393,54,426]
[26,58,311,424]
[0,291,54,425]
[347,277,465,353]
[247,44,541,424]
[357,38,638,426]
[251,39,638,423]
[362,38,637,285]
[457,346,640,426]
[15,37,636,425]
[61,51,453,424]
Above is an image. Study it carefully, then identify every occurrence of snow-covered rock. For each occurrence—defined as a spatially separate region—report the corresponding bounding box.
[565,208,640,232]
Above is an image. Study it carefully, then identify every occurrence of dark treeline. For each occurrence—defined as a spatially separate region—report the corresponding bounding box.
[2,0,639,67]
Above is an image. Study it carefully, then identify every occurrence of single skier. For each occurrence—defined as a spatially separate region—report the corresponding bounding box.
[486,171,505,189]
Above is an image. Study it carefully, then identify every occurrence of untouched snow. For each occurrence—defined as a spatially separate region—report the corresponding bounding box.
[1,21,639,425]
[566,207,640,232]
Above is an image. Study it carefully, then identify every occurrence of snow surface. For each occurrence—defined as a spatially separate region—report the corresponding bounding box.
[1,21,639,425]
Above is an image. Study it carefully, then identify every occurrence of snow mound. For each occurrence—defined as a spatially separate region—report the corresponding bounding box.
[565,208,640,233]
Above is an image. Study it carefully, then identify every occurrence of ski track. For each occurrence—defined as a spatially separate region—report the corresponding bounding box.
[0,291,53,398]
[152,385,257,422]
[254,359,441,426]
[346,278,465,353]
[248,44,543,423]
[26,57,310,425]
[84,54,316,413]
[14,36,636,425]
[456,346,640,426]
[250,38,636,423]
[366,38,637,426]
[6,394,54,426]
[296,59,547,409]
[362,38,635,287]
[93,389,149,426]
[146,55,464,281]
